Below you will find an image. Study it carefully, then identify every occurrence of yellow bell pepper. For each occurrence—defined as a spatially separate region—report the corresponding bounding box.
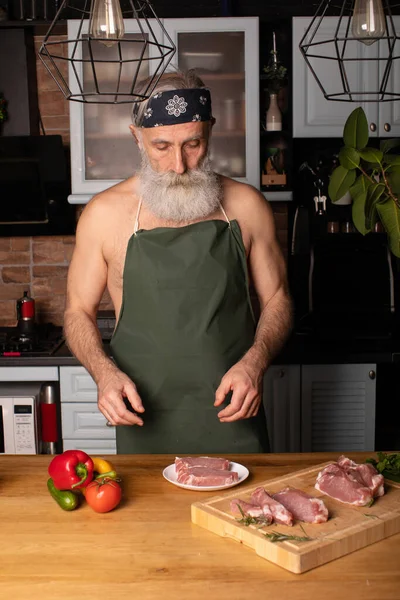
[81,456,117,496]
[92,456,115,475]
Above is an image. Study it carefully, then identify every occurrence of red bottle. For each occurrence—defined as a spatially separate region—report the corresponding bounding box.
[16,290,36,337]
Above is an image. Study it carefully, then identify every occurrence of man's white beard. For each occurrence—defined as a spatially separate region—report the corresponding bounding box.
[137,152,222,223]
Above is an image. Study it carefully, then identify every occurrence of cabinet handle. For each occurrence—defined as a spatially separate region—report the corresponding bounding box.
[369,123,377,132]
[369,370,376,380]
[278,369,285,378]
[384,123,391,132]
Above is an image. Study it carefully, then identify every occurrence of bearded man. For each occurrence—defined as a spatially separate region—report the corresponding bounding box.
[64,70,293,454]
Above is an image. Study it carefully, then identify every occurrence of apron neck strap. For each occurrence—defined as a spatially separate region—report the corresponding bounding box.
[134,198,143,235]
[219,203,230,225]
[134,198,230,233]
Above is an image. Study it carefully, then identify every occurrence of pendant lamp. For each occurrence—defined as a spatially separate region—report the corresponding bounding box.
[299,0,400,102]
[38,0,176,104]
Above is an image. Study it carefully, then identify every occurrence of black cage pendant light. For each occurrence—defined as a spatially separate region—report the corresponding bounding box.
[38,0,176,104]
[299,0,400,102]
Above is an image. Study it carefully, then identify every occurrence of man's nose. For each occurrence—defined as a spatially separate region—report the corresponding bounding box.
[171,148,186,174]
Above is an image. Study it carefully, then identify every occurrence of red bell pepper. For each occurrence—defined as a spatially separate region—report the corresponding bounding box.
[48,450,94,491]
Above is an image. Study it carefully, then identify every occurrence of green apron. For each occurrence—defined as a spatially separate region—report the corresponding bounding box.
[110,203,269,454]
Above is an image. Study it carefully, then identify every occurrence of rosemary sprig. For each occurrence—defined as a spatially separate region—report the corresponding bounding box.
[364,513,379,519]
[265,530,313,543]
[236,504,271,527]
[237,514,271,527]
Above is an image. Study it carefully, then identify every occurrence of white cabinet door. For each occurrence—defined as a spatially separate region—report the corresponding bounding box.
[165,17,259,189]
[301,364,376,452]
[378,17,400,137]
[293,17,379,138]
[68,19,165,202]
[60,367,117,451]
[263,365,301,453]
[62,439,117,454]
[60,366,97,403]
[61,402,115,439]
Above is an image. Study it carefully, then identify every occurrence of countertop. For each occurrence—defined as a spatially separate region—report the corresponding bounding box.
[1,452,399,599]
[0,334,398,368]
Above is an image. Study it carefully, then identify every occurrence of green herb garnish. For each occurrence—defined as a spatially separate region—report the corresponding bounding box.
[366,452,400,482]
[236,504,271,527]
[364,513,379,519]
[264,529,313,543]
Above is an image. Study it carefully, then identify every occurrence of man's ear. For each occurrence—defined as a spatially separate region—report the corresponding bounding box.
[129,125,142,148]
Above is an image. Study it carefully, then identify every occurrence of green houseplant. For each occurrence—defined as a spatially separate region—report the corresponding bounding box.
[328,107,400,257]
[263,51,287,94]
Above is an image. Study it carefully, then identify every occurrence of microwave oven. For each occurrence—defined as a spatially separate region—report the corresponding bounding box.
[0,383,42,454]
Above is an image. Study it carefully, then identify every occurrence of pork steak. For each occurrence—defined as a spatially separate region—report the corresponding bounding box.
[273,487,329,523]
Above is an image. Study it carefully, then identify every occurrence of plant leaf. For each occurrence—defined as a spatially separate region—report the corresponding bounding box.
[359,147,383,164]
[383,154,400,167]
[377,201,400,258]
[339,147,360,170]
[328,166,357,202]
[352,191,370,235]
[365,183,386,230]
[349,174,369,201]
[343,107,369,150]
[380,138,400,153]
[387,172,400,195]
[385,165,400,175]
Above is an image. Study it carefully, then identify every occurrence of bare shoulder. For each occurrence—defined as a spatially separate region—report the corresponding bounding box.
[220,176,276,241]
[76,177,139,240]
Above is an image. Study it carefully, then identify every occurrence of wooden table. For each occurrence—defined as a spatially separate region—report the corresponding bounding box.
[1,452,399,599]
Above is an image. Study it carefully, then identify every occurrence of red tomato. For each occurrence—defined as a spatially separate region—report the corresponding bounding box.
[85,478,122,513]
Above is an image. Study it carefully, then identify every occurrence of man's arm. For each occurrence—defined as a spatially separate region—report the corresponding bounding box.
[64,197,144,426]
[215,188,293,422]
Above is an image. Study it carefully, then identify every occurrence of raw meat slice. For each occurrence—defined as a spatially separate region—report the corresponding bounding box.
[230,499,267,520]
[175,456,230,475]
[251,487,293,526]
[272,487,329,524]
[315,463,373,506]
[337,455,385,497]
[176,467,238,487]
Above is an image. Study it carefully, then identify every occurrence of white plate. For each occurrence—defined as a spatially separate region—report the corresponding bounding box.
[162,461,249,492]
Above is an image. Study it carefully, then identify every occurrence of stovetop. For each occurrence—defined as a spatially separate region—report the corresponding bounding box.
[0,324,64,357]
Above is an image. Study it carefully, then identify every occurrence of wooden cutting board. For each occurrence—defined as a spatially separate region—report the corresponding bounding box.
[191,461,400,574]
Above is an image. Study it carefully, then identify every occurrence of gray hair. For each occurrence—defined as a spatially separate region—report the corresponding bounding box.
[132,69,207,127]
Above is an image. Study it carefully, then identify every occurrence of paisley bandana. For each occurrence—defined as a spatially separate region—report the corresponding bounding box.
[138,88,213,128]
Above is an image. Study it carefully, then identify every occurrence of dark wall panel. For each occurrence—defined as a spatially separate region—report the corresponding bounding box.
[0,28,39,135]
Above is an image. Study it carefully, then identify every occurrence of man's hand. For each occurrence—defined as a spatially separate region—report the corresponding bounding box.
[214,358,263,422]
[97,367,145,426]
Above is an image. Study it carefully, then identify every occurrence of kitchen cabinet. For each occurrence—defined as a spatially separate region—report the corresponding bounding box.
[293,17,400,138]
[301,364,377,452]
[262,365,301,452]
[264,363,376,453]
[68,16,259,204]
[59,366,116,455]
[165,18,259,189]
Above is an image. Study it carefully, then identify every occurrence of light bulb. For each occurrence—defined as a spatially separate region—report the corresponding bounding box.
[351,0,386,46]
[89,0,125,47]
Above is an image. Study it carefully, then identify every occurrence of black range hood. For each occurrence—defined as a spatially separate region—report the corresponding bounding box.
[0,135,76,237]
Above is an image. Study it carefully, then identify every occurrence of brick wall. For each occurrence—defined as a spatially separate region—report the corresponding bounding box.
[0,32,288,327]
[0,236,114,327]
[34,34,70,145]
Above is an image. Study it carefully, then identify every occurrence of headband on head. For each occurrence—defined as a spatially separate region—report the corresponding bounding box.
[138,88,213,128]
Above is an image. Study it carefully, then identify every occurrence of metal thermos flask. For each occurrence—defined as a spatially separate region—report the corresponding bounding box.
[40,383,59,455]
